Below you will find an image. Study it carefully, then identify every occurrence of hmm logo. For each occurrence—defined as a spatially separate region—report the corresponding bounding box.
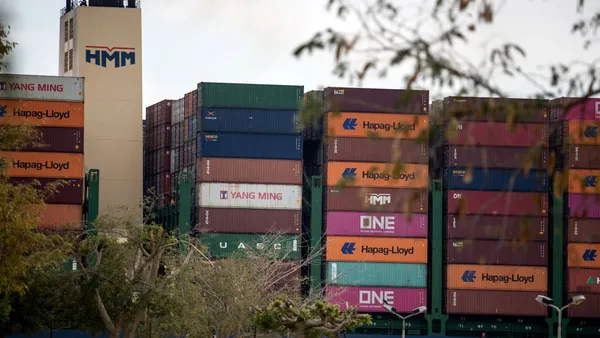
[85,45,136,68]
[366,193,391,206]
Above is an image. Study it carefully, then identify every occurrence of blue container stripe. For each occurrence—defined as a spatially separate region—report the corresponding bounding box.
[197,132,303,160]
[198,107,300,134]
[326,261,427,288]
[445,167,548,192]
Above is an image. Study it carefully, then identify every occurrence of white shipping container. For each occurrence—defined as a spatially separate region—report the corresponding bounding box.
[0,74,84,102]
[198,182,302,210]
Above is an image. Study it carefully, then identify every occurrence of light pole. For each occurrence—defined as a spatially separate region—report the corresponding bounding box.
[382,300,427,338]
[535,294,586,338]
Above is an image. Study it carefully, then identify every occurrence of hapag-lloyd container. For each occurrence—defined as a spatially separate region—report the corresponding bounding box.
[0,100,84,127]
[447,191,548,216]
[559,120,600,145]
[197,157,302,185]
[327,187,428,213]
[568,194,600,218]
[327,261,427,287]
[567,243,600,268]
[568,169,600,194]
[20,127,84,153]
[198,107,299,134]
[324,87,429,114]
[568,268,600,293]
[447,122,549,147]
[325,137,428,163]
[445,168,548,192]
[568,219,600,243]
[326,162,428,189]
[446,290,547,316]
[568,292,600,317]
[325,112,429,139]
[0,152,84,179]
[326,286,427,313]
[443,96,549,123]
[198,133,303,160]
[10,177,83,204]
[196,208,301,234]
[445,146,548,169]
[197,182,301,210]
[446,264,548,292]
[561,145,600,169]
[326,211,427,237]
[446,215,548,241]
[325,236,427,263]
[552,97,600,121]
[0,74,84,102]
[38,204,82,230]
[199,233,301,260]
[446,240,547,266]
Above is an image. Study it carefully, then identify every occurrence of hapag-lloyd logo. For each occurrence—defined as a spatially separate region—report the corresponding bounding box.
[218,190,283,200]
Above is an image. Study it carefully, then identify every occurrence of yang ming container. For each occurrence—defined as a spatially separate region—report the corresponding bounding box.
[198,107,299,134]
[196,208,301,234]
[324,87,429,114]
[446,290,547,316]
[0,100,84,127]
[325,112,429,139]
[10,177,83,204]
[446,122,549,147]
[447,191,548,216]
[446,264,548,292]
[325,236,428,263]
[567,243,600,268]
[445,168,548,192]
[325,137,428,163]
[327,187,428,213]
[445,146,548,169]
[568,268,600,294]
[0,74,84,102]
[38,204,82,230]
[198,82,304,110]
[552,97,600,121]
[327,162,428,189]
[0,152,84,179]
[198,133,302,160]
[197,182,301,210]
[567,293,600,317]
[326,286,427,313]
[443,97,549,123]
[568,194,600,218]
[199,233,301,260]
[561,145,600,169]
[326,211,427,237]
[568,219,600,243]
[327,261,427,287]
[20,127,83,153]
[446,240,547,266]
[446,215,548,241]
[197,158,302,185]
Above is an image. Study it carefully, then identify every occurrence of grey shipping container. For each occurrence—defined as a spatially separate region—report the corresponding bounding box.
[568,219,600,243]
[445,145,548,169]
[197,157,302,185]
[446,290,548,316]
[324,87,429,114]
[196,208,301,234]
[446,215,548,242]
[326,187,428,213]
[446,239,548,266]
[0,74,84,102]
[325,137,428,164]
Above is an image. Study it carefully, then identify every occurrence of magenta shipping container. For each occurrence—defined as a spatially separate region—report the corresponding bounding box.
[447,122,549,147]
[326,286,427,313]
[446,215,548,241]
[326,211,427,237]
[447,190,548,216]
[568,194,600,218]
[552,97,600,121]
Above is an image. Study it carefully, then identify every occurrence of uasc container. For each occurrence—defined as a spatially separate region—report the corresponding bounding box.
[0,152,84,179]
[445,145,548,169]
[446,264,548,291]
[326,236,428,263]
[446,122,549,147]
[326,112,429,139]
[446,240,547,266]
[327,162,428,189]
[327,187,428,213]
[327,261,427,287]
[326,137,428,164]
[197,157,302,185]
[198,82,304,110]
[326,286,427,313]
[20,127,84,153]
[568,243,600,268]
[196,208,301,234]
[198,133,303,160]
[10,177,83,204]
[326,211,427,238]
[445,167,548,192]
[0,74,84,102]
[38,204,82,230]
[199,233,301,260]
[568,219,600,243]
[446,289,547,316]
[324,87,429,114]
[446,215,548,241]
[0,100,84,127]
[198,107,299,134]
[197,182,301,210]
[447,190,548,216]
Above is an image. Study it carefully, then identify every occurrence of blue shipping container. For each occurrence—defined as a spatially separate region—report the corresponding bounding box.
[198,107,299,134]
[326,261,427,288]
[445,167,548,192]
[197,132,303,160]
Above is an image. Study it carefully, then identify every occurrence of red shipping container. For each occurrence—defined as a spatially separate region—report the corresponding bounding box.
[447,190,548,216]
[446,290,547,316]
[197,157,302,185]
[568,219,600,243]
[38,204,83,230]
[20,127,84,153]
[10,177,83,204]
[445,145,548,169]
[324,87,429,114]
[560,145,600,169]
[443,97,549,123]
[326,286,427,313]
[196,208,301,234]
[325,137,428,164]
[446,215,547,241]
[326,187,428,213]
[164,124,171,149]
[567,293,600,318]
[446,122,549,147]
[446,239,547,266]
[568,268,600,294]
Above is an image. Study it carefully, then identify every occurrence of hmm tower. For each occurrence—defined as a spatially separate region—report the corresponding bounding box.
[59,0,143,216]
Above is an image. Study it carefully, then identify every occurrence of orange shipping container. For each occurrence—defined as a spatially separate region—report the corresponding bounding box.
[563,120,600,145]
[38,204,82,230]
[0,100,84,127]
[326,236,428,263]
[326,112,429,139]
[568,243,600,268]
[0,152,84,179]
[568,169,600,195]
[327,161,428,188]
[446,264,548,292]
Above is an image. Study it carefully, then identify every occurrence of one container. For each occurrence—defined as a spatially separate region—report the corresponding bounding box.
[446,215,548,241]
[198,107,299,134]
[446,264,548,291]
[38,204,82,230]
[196,208,301,234]
[559,120,600,145]
[199,233,301,260]
[197,182,301,210]
[443,96,549,123]
[198,133,303,160]
[20,127,84,153]
[0,100,84,127]
[10,177,83,204]
[326,187,428,213]
[326,286,427,313]
[0,74,84,102]
[197,157,302,185]
[446,240,547,266]
[567,169,600,194]
[445,168,548,192]
[447,190,548,216]
[568,219,600,243]
[325,236,427,263]
[326,162,428,189]
[324,87,429,114]
[326,211,427,237]
[0,152,84,179]
[567,243,600,268]
[568,268,600,294]
[561,145,600,169]
[446,122,549,147]
[325,137,428,163]
[568,194,600,218]
[551,97,600,121]
[326,261,427,287]
[445,146,548,169]
[197,82,304,110]
[325,112,429,139]
[567,293,600,317]
[446,289,547,316]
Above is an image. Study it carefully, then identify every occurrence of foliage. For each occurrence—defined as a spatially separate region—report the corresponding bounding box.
[0,23,16,71]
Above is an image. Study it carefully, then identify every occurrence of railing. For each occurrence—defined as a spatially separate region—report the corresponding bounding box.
[61,0,141,16]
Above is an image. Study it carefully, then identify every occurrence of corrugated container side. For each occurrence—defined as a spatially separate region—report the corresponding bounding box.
[0,152,84,179]
[196,208,301,234]
[324,87,429,114]
[568,219,600,243]
[567,293,600,317]
[19,127,84,153]
[0,100,84,127]
[561,145,600,169]
[198,133,303,160]
[326,261,427,287]
[198,82,304,110]
[325,112,429,139]
[198,107,299,134]
[325,137,428,163]
[325,236,428,263]
[550,97,599,121]
[326,286,427,313]
[38,204,83,230]
[326,187,428,213]
[568,268,600,293]
[446,290,547,316]
[447,190,548,216]
[197,182,301,210]
[197,157,302,185]
[199,233,301,259]
[445,167,548,192]
[327,162,428,189]
[560,120,600,145]
[326,211,427,237]
[446,122,549,147]
[568,194,600,218]
[567,169,600,194]
[0,74,84,102]
[445,146,548,169]
[568,243,600,268]
[446,264,548,291]
[443,96,549,123]
[446,215,548,241]
[10,177,83,204]
[446,240,547,266]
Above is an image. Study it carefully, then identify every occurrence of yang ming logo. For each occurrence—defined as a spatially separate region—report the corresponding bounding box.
[219,190,228,199]
[85,45,136,68]
[0,106,6,118]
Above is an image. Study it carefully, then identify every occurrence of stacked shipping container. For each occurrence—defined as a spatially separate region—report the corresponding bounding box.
[551,97,600,318]
[442,97,550,316]
[0,74,85,229]
[321,87,431,313]
[143,100,172,206]
[169,91,197,199]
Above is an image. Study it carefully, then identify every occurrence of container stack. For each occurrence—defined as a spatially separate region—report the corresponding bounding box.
[195,82,304,266]
[182,90,198,177]
[169,97,184,190]
[142,100,172,206]
[321,87,430,314]
[443,97,550,316]
[0,74,85,230]
[551,97,600,318]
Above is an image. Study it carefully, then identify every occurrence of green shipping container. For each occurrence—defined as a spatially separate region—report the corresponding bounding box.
[200,233,301,260]
[197,82,304,110]
[326,261,427,287]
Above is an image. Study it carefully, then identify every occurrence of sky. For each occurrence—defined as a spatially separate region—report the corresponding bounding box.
[1,0,599,118]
